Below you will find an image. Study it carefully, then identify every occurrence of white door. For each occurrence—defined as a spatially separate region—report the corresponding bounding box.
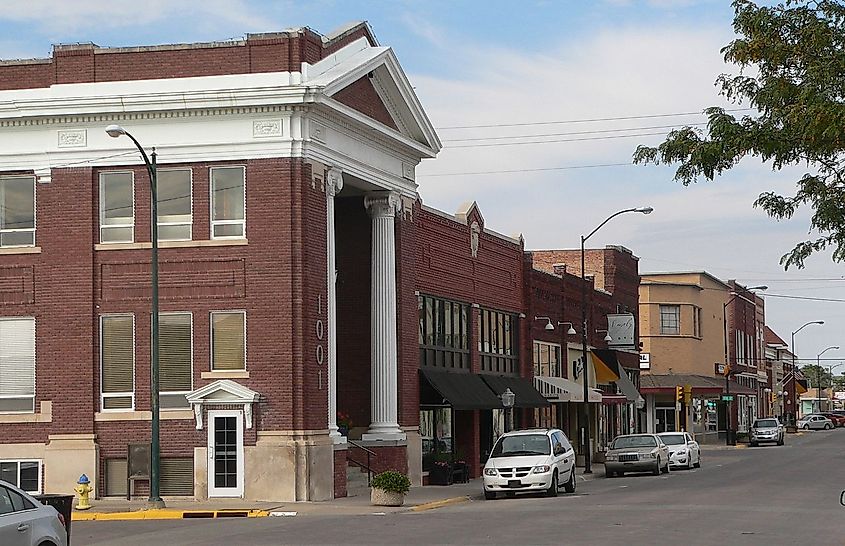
[208,410,244,498]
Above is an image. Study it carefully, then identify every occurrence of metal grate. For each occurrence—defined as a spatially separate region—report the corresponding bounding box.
[161,457,194,496]
[618,454,639,462]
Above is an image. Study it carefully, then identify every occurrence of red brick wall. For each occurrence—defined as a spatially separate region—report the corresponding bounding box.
[334,77,399,130]
[333,449,348,498]
[454,411,481,478]
[396,204,420,427]
[348,445,408,475]
[335,197,372,430]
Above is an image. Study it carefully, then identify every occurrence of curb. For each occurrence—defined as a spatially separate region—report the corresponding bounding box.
[405,496,472,512]
[72,508,269,521]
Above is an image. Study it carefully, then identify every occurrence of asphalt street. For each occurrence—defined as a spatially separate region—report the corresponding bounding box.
[74,429,845,545]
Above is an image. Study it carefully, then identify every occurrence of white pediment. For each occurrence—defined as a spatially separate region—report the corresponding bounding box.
[305,37,441,156]
[186,380,259,430]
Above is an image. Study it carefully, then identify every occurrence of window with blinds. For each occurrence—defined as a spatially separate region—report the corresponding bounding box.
[160,313,192,409]
[211,312,246,371]
[101,315,134,411]
[100,172,134,244]
[105,457,193,497]
[210,166,245,239]
[0,318,35,413]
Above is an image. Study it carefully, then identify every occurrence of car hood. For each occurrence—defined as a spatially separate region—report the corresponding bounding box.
[752,427,779,432]
[485,455,550,468]
[607,446,658,455]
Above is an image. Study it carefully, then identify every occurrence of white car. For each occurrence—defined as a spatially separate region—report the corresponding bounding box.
[482,428,576,499]
[0,480,67,546]
[658,432,701,470]
[797,414,834,430]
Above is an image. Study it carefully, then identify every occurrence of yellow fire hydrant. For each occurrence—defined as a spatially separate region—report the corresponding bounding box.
[74,474,92,510]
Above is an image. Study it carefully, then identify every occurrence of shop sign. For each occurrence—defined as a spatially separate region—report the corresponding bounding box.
[639,353,650,370]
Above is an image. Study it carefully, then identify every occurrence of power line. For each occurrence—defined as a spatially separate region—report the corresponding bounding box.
[418,162,633,177]
[436,108,755,130]
[441,122,708,143]
[446,130,672,149]
[764,293,845,303]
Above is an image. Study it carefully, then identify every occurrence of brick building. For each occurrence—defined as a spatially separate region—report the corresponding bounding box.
[0,23,648,500]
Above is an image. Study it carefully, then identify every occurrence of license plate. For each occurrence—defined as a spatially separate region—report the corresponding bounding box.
[508,480,521,488]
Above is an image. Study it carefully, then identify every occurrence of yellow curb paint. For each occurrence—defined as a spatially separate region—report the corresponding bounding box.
[408,496,471,512]
[735,444,748,449]
[72,509,269,522]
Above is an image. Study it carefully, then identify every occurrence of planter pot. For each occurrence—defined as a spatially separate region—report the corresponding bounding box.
[371,488,405,507]
[428,466,452,486]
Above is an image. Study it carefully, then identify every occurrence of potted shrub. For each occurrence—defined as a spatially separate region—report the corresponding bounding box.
[370,470,411,506]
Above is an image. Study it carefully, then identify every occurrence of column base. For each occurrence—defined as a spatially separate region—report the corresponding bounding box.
[330,432,347,445]
[362,430,407,442]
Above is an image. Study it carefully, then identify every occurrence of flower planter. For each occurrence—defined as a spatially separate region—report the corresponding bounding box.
[428,465,452,485]
[371,488,405,506]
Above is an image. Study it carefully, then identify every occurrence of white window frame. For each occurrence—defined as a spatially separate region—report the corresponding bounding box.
[533,340,562,378]
[156,168,193,242]
[0,317,36,414]
[0,459,42,495]
[159,312,193,410]
[0,175,36,248]
[99,171,135,244]
[659,304,680,335]
[209,166,246,240]
[100,314,135,412]
[210,310,247,372]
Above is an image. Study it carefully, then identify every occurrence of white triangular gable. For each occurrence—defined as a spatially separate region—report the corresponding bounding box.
[186,380,259,430]
[305,37,441,155]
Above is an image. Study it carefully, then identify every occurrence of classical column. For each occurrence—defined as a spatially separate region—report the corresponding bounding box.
[363,192,405,441]
[327,168,343,443]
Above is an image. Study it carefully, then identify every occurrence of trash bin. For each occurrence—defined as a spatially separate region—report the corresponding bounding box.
[726,429,737,446]
[35,494,74,544]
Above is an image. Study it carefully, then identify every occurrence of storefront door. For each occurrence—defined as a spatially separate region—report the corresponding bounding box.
[656,407,676,433]
[207,410,244,498]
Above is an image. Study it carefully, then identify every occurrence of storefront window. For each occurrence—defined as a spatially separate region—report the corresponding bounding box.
[479,309,518,374]
[420,408,453,472]
[419,296,470,370]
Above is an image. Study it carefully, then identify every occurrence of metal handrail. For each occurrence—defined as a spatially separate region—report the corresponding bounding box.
[346,439,376,486]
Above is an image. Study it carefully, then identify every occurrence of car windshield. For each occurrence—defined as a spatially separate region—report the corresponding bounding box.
[611,435,657,449]
[659,434,686,445]
[754,419,778,428]
[490,434,551,457]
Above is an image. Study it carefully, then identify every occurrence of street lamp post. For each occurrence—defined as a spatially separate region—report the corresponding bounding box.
[721,286,767,446]
[817,346,839,413]
[579,206,652,473]
[501,388,515,433]
[791,320,824,427]
[105,125,164,509]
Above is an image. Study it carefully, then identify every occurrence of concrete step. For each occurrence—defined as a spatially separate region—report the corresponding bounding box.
[345,463,371,498]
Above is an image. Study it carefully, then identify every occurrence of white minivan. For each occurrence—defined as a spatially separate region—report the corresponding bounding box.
[482,428,576,500]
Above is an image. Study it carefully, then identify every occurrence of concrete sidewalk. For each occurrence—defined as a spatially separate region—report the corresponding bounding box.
[74,469,599,521]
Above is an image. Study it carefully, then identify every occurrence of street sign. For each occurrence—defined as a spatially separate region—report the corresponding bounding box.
[639,353,650,370]
[721,394,735,402]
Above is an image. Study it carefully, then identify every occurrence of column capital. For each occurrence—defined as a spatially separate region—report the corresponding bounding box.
[327,168,344,197]
[365,191,402,219]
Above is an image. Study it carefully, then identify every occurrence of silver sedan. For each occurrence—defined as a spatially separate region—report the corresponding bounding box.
[797,414,834,430]
[604,434,670,477]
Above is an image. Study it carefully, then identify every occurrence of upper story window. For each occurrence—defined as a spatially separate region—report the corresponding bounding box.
[0,176,35,248]
[533,341,561,378]
[100,314,135,411]
[479,309,518,374]
[159,313,193,409]
[100,172,134,243]
[418,295,470,370]
[210,167,245,239]
[693,306,702,338]
[0,317,36,413]
[157,169,192,241]
[659,305,680,335]
[211,311,246,371]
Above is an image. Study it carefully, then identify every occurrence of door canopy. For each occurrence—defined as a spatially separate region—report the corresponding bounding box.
[186,380,260,430]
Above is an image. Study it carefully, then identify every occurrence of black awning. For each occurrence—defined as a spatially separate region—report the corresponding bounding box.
[419,369,503,410]
[480,374,550,408]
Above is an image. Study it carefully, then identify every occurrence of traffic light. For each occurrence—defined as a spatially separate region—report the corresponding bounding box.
[675,385,683,403]
[683,384,692,403]
[770,391,777,403]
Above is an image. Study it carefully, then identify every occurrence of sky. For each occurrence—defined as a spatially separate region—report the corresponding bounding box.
[1,0,844,373]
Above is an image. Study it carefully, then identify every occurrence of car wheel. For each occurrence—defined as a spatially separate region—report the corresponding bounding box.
[606,469,615,478]
[563,468,576,493]
[777,437,784,446]
[484,490,496,500]
[825,423,832,430]
[803,424,810,430]
[546,471,559,497]
[653,458,661,476]
[618,471,625,477]
[750,441,758,447]
[693,454,701,469]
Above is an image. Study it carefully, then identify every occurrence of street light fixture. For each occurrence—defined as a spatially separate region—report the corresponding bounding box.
[501,388,515,433]
[721,285,767,446]
[105,124,164,509]
[816,346,839,412]
[791,320,824,427]
[579,206,652,474]
[597,330,613,343]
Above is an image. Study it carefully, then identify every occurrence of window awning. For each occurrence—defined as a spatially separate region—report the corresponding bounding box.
[534,376,602,403]
[419,369,503,410]
[591,349,645,407]
[796,378,809,395]
[480,374,550,408]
